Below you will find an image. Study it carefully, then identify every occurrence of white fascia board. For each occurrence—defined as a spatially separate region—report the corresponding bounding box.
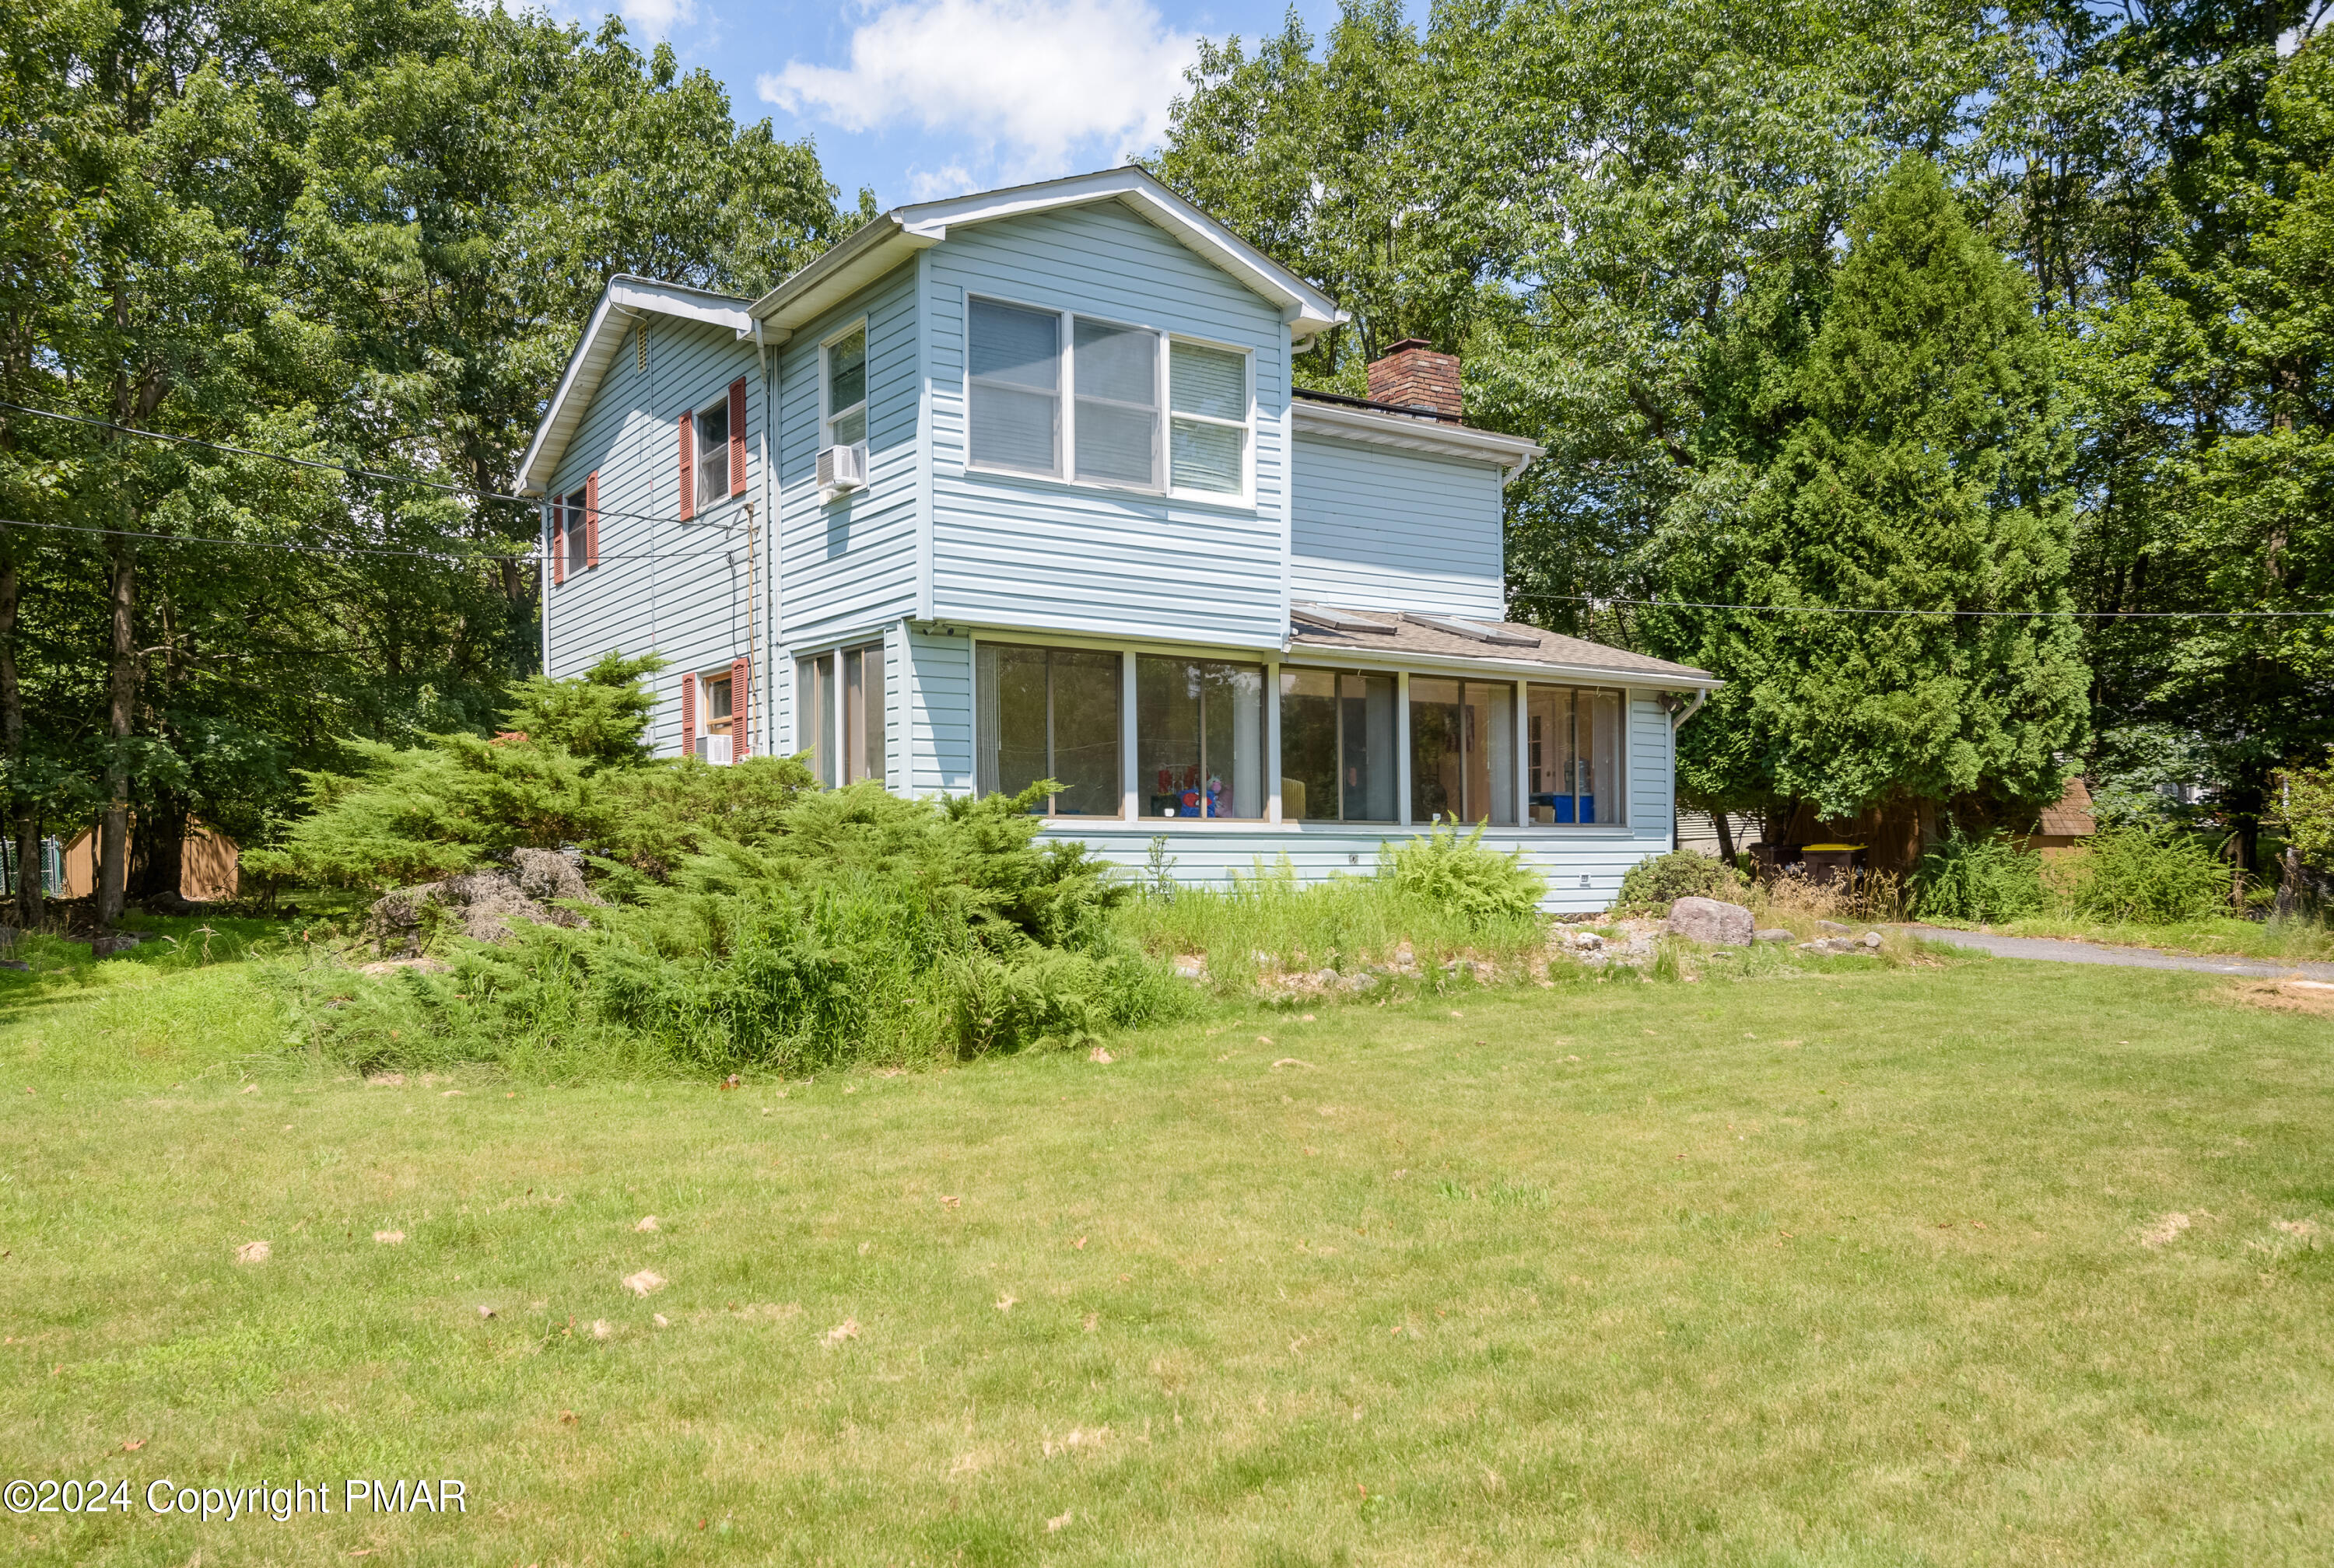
[518,276,752,495]
[1284,639,1722,690]
[752,167,1349,341]
[743,216,935,338]
[1292,400,1546,477]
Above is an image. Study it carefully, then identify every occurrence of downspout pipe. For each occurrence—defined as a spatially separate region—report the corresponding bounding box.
[1669,688,1709,733]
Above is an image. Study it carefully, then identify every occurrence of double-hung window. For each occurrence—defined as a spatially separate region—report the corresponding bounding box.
[823,324,867,453]
[695,395,730,509]
[966,297,1250,498]
[562,491,588,577]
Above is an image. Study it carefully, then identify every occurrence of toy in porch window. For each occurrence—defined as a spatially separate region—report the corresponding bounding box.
[1205,775,1227,817]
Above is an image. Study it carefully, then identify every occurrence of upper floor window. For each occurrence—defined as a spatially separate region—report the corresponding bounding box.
[823,324,867,451]
[562,490,588,576]
[967,296,1250,498]
[696,394,730,508]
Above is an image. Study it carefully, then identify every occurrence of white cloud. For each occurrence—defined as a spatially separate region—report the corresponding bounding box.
[908,163,982,200]
[615,0,697,33]
[759,0,1197,176]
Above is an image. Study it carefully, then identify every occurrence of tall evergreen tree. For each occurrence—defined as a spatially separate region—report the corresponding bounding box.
[1649,156,2088,859]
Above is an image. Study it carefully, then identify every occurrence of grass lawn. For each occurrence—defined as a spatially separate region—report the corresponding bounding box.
[4,932,2332,1564]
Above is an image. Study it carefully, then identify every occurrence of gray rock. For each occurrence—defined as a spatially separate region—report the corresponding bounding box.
[1753,928,1793,944]
[1344,971,1379,992]
[1860,931,1884,949]
[89,933,142,958]
[1817,919,1852,934]
[1666,896,1755,947]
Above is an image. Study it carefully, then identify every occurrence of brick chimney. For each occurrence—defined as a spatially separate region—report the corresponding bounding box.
[1366,339,1463,418]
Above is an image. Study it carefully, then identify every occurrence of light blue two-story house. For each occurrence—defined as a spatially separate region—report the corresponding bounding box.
[517,168,1716,911]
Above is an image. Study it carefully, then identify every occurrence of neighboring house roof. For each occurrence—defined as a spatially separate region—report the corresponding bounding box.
[518,275,752,495]
[1291,392,1542,476]
[1288,604,1719,688]
[2037,775,2097,837]
[746,166,1347,345]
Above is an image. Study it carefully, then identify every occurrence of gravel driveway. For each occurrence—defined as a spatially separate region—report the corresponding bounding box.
[1901,925,2334,982]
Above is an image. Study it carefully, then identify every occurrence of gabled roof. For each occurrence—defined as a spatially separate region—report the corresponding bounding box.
[517,276,750,495]
[746,166,1347,344]
[520,167,1351,495]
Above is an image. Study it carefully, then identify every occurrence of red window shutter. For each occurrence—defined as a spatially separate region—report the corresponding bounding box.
[731,656,751,758]
[584,472,600,568]
[678,411,695,521]
[679,674,697,756]
[551,499,565,586]
[727,379,748,497]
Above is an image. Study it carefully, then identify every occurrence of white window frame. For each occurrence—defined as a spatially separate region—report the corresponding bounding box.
[962,292,1255,506]
[694,392,731,511]
[819,317,870,456]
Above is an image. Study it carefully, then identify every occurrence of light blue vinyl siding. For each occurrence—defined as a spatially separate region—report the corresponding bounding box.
[545,316,763,759]
[906,624,975,794]
[776,267,920,652]
[1291,433,1505,618]
[925,202,1291,650]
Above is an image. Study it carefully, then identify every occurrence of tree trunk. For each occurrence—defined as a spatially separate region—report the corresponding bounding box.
[1713,810,1736,864]
[95,532,135,926]
[0,546,37,928]
[130,784,187,902]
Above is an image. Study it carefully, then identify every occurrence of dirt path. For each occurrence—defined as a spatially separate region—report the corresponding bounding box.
[1902,925,2334,982]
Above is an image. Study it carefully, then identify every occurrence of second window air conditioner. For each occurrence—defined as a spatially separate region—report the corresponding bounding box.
[696,734,733,766]
[816,443,866,492]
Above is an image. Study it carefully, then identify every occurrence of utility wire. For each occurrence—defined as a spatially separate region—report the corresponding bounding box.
[0,515,742,566]
[1512,592,2334,621]
[0,399,734,531]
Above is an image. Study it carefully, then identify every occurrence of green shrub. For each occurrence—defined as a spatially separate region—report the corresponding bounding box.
[1616,850,1743,915]
[2058,824,2233,924]
[298,784,1183,1075]
[1909,825,2047,923]
[1376,821,1545,922]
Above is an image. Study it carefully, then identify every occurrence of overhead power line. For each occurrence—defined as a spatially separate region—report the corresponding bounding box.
[0,399,732,531]
[1513,592,2334,621]
[0,515,742,566]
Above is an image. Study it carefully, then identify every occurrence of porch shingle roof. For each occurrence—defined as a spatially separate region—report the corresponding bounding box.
[1288,604,1717,685]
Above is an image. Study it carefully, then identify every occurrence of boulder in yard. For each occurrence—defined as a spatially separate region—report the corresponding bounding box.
[1666,897,1755,947]
[1753,929,1793,944]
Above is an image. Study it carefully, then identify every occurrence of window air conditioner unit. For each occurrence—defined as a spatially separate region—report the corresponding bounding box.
[817,443,866,492]
[696,734,733,766]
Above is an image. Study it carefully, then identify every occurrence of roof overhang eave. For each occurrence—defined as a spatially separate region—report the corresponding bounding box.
[1291,400,1545,476]
[1284,637,1721,690]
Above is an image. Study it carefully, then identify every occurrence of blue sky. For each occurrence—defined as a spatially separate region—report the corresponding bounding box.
[547,0,1383,207]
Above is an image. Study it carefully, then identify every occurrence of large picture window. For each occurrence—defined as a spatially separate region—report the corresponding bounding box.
[1138,656,1264,819]
[976,644,1121,815]
[1409,677,1516,826]
[967,297,1251,498]
[1277,669,1397,822]
[1526,685,1624,824]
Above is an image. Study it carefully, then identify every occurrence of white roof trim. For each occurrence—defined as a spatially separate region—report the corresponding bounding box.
[518,277,751,495]
[1283,639,1724,691]
[1293,398,1544,476]
[747,166,1347,341]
